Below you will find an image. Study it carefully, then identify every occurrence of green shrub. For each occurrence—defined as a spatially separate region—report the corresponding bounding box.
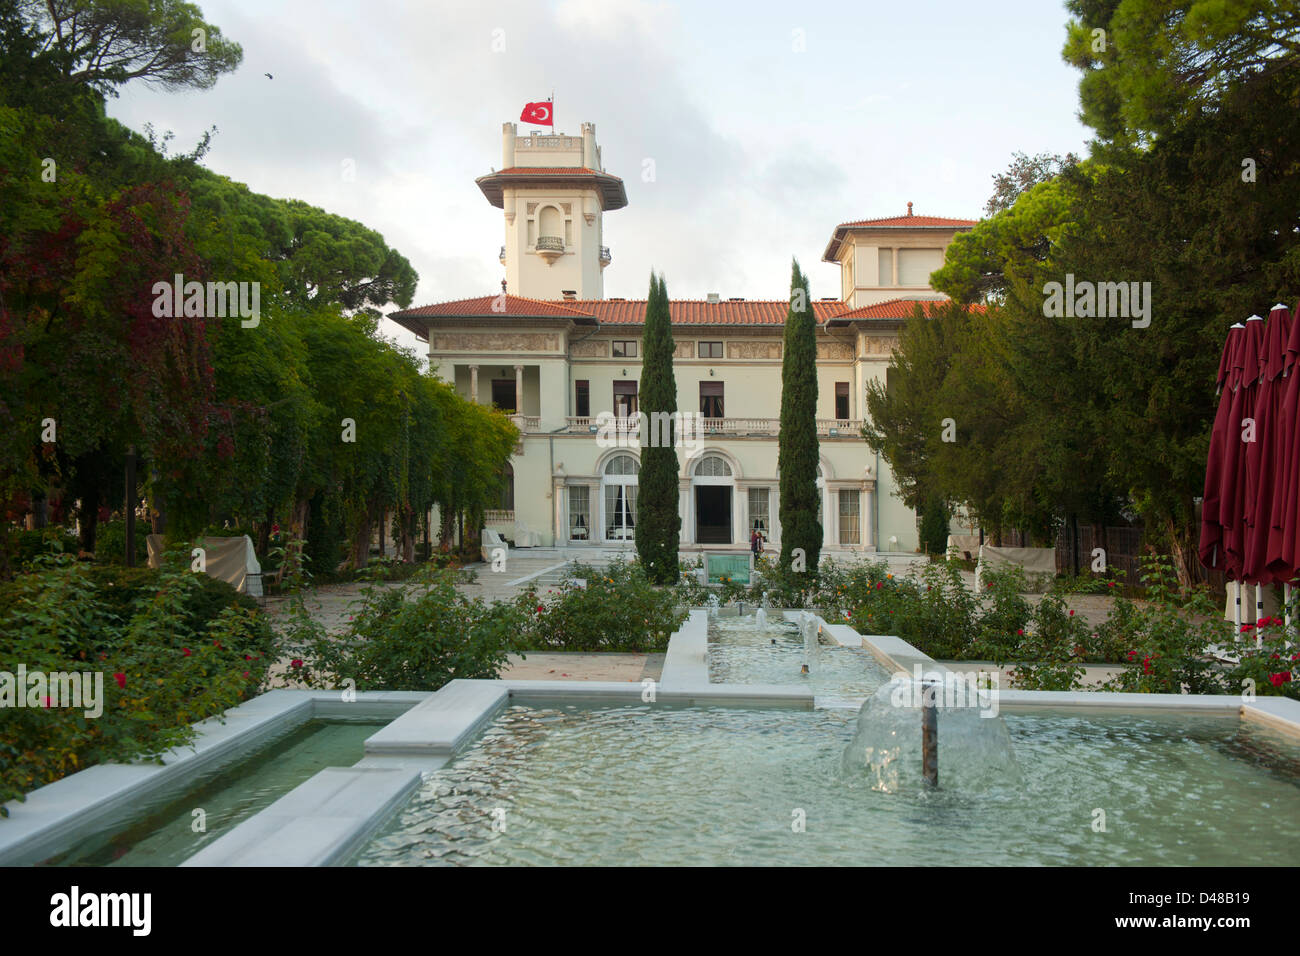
[1227,617,1300,700]
[294,568,520,689]
[0,553,278,815]
[970,565,1033,663]
[4,528,81,572]
[1098,557,1227,695]
[93,519,148,565]
[516,559,687,652]
[918,498,950,555]
[1008,591,1090,690]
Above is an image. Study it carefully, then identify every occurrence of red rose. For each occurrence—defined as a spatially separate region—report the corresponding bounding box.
[1016,629,1024,636]
[182,647,191,657]
[113,673,126,689]
[291,659,303,669]
[242,671,249,678]
[1068,609,1075,616]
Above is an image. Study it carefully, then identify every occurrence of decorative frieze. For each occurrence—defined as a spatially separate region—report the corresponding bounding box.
[432,332,560,353]
[570,340,609,358]
[816,341,854,360]
[674,341,693,359]
[726,341,782,360]
[862,335,900,356]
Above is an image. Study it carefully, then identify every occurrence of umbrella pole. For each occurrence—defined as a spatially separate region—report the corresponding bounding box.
[1255,584,1264,648]
[1234,581,1242,636]
[1287,582,1293,639]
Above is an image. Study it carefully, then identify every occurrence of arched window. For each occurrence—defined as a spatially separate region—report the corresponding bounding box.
[602,455,639,540]
[605,454,640,476]
[538,205,563,241]
[694,455,732,477]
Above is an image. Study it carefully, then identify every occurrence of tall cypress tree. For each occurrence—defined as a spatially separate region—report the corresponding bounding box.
[778,258,821,577]
[635,271,680,583]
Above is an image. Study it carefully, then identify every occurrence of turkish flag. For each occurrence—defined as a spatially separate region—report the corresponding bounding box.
[520,101,553,126]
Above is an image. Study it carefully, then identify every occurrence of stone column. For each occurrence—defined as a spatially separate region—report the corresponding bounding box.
[515,364,524,415]
[469,365,479,403]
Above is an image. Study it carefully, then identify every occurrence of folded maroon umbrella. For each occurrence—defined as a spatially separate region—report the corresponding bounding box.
[1220,316,1266,580]
[1200,323,1245,571]
[1268,300,1300,582]
[1244,305,1293,583]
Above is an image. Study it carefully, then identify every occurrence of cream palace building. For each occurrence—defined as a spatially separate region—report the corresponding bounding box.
[390,122,975,556]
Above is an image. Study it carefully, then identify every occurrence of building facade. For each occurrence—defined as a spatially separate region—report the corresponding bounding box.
[390,122,976,555]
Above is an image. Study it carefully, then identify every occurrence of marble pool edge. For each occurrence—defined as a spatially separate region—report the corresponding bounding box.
[0,690,428,866]
[14,609,1300,868]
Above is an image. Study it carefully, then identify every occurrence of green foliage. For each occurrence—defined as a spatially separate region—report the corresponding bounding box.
[918,498,950,555]
[294,568,519,690]
[0,553,277,814]
[1062,0,1300,144]
[635,272,680,584]
[1227,619,1300,702]
[4,527,81,569]
[516,560,687,652]
[1007,592,1091,691]
[777,258,820,578]
[1097,557,1227,694]
[92,519,148,565]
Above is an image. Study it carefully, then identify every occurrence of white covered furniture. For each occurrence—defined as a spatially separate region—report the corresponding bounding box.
[481,528,509,564]
[513,522,543,548]
[975,544,1056,590]
[147,534,263,597]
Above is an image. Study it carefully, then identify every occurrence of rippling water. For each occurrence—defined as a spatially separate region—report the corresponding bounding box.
[352,704,1300,866]
[708,614,891,697]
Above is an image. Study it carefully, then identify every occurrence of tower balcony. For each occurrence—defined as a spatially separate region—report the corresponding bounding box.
[535,235,564,264]
[599,245,611,268]
[499,245,506,264]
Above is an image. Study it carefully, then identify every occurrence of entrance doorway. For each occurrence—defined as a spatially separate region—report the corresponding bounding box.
[695,486,732,544]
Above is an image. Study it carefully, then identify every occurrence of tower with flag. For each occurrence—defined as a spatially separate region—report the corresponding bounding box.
[477,116,626,301]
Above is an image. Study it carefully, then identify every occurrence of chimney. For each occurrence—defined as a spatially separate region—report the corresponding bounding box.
[906,201,913,216]
[706,293,720,304]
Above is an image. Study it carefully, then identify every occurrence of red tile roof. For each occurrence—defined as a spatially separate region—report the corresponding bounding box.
[565,299,848,325]
[391,295,986,332]
[836,214,978,229]
[492,166,608,176]
[835,297,986,319]
[392,294,598,319]
[822,210,977,261]
[476,167,628,209]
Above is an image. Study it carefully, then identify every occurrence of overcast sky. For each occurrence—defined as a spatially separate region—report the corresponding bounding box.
[105,0,1094,354]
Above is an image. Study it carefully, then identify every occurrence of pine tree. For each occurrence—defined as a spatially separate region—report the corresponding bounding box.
[635,272,680,583]
[778,258,821,578]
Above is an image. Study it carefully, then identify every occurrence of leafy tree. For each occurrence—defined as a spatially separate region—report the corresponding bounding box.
[985,151,1080,216]
[19,0,243,94]
[778,258,820,577]
[635,272,679,583]
[1063,0,1300,144]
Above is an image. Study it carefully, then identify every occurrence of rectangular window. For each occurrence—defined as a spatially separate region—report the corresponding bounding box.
[613,380,638,418]
[897,248,945,287]
[575,380,590,418]
[748,487,770,535]
[568,486,590,540]
[604,483,637,537]
[838,490,860,545]
[698,341,723,359]
[612,340,639,358]
[700,381,724,418]
[835,381,850,420]
[878,248,893,286]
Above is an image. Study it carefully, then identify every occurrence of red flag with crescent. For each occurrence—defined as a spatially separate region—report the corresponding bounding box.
[520,101,553,125]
